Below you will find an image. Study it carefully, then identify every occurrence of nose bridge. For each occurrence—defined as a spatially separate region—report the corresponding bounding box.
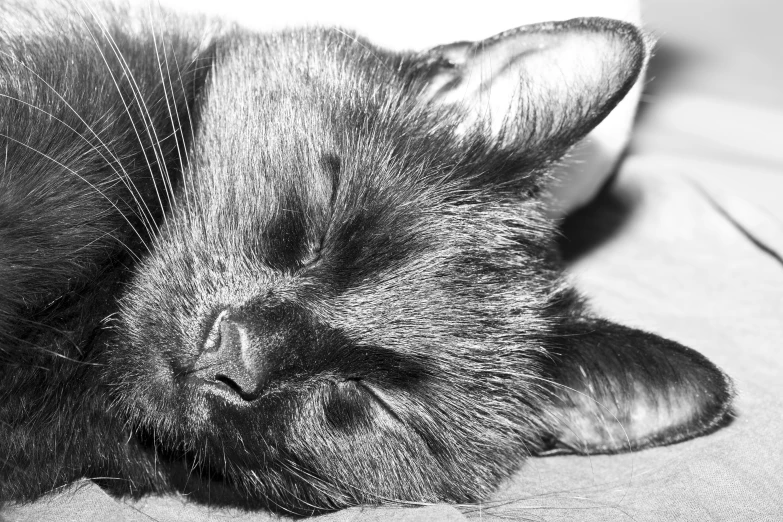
[229,300,304,335]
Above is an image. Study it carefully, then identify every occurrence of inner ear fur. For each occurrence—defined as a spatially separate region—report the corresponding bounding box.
[538,318,734,455]
[412,17,648,174]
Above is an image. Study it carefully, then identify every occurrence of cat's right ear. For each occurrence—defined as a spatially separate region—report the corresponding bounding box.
[408,18,647,178]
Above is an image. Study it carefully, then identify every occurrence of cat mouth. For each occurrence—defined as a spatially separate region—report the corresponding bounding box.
[199,375,263,403]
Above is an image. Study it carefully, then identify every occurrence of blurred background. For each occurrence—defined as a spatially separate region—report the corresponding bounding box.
[642,0,780,109]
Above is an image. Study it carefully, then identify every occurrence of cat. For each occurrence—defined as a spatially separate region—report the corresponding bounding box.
[0,1,733,516]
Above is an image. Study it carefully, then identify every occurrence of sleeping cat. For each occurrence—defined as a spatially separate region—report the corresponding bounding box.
[0,1,733,516]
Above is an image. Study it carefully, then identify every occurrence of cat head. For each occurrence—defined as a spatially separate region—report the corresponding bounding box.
[107,18,731,514]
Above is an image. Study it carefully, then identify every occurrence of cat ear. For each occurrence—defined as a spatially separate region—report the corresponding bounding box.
[539,319,733,454]
[414,18,647,161]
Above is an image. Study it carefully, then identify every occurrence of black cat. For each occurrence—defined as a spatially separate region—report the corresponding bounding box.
[0,2,733,516]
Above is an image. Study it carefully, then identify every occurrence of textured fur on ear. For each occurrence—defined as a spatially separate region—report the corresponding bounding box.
[413,18,647,167]
[540,318,734,454]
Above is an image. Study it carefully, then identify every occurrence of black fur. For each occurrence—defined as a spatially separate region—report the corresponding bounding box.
[0,2,733,516]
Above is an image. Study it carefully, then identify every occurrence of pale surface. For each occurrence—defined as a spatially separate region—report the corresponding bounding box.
[4,0,783,520]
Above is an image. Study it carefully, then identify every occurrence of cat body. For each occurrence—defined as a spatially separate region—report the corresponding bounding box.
[0,2,732,515]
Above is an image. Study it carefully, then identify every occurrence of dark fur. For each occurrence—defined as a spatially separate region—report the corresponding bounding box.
[0,2,733,516]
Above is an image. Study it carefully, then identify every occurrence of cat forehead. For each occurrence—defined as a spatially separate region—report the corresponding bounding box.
[204,29,405,112]
[186,30,464,211]
[192,30,394,164]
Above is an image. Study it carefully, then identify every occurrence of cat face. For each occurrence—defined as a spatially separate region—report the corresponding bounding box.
[112,30,559,509]
[100,19,731,514]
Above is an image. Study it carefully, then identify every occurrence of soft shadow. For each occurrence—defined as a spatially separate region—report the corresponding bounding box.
[556,166,635,264]
[633,40,701,127]
[557,41,694,263]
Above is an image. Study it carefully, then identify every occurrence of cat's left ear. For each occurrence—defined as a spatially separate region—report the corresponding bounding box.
[413,18,647,163]
[538,318,734,455]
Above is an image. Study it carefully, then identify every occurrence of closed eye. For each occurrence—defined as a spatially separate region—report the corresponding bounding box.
[299,235,324,269]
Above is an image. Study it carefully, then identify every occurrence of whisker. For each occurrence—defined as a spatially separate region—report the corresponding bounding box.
[0,319,104,365]
[168,47,202,227]
[77,3,172,237]
[77,226,142,264]
[0,132,147,262]
[333,28,393,74]
[0,73,153,252]
[146,5,181,228]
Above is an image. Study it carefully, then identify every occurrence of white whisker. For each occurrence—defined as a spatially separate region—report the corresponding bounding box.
[0,46,159,241]
[0,132,145,264]
[77,3,173,237]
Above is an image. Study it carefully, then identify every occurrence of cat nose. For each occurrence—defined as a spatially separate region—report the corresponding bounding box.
[193,310,267,400]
